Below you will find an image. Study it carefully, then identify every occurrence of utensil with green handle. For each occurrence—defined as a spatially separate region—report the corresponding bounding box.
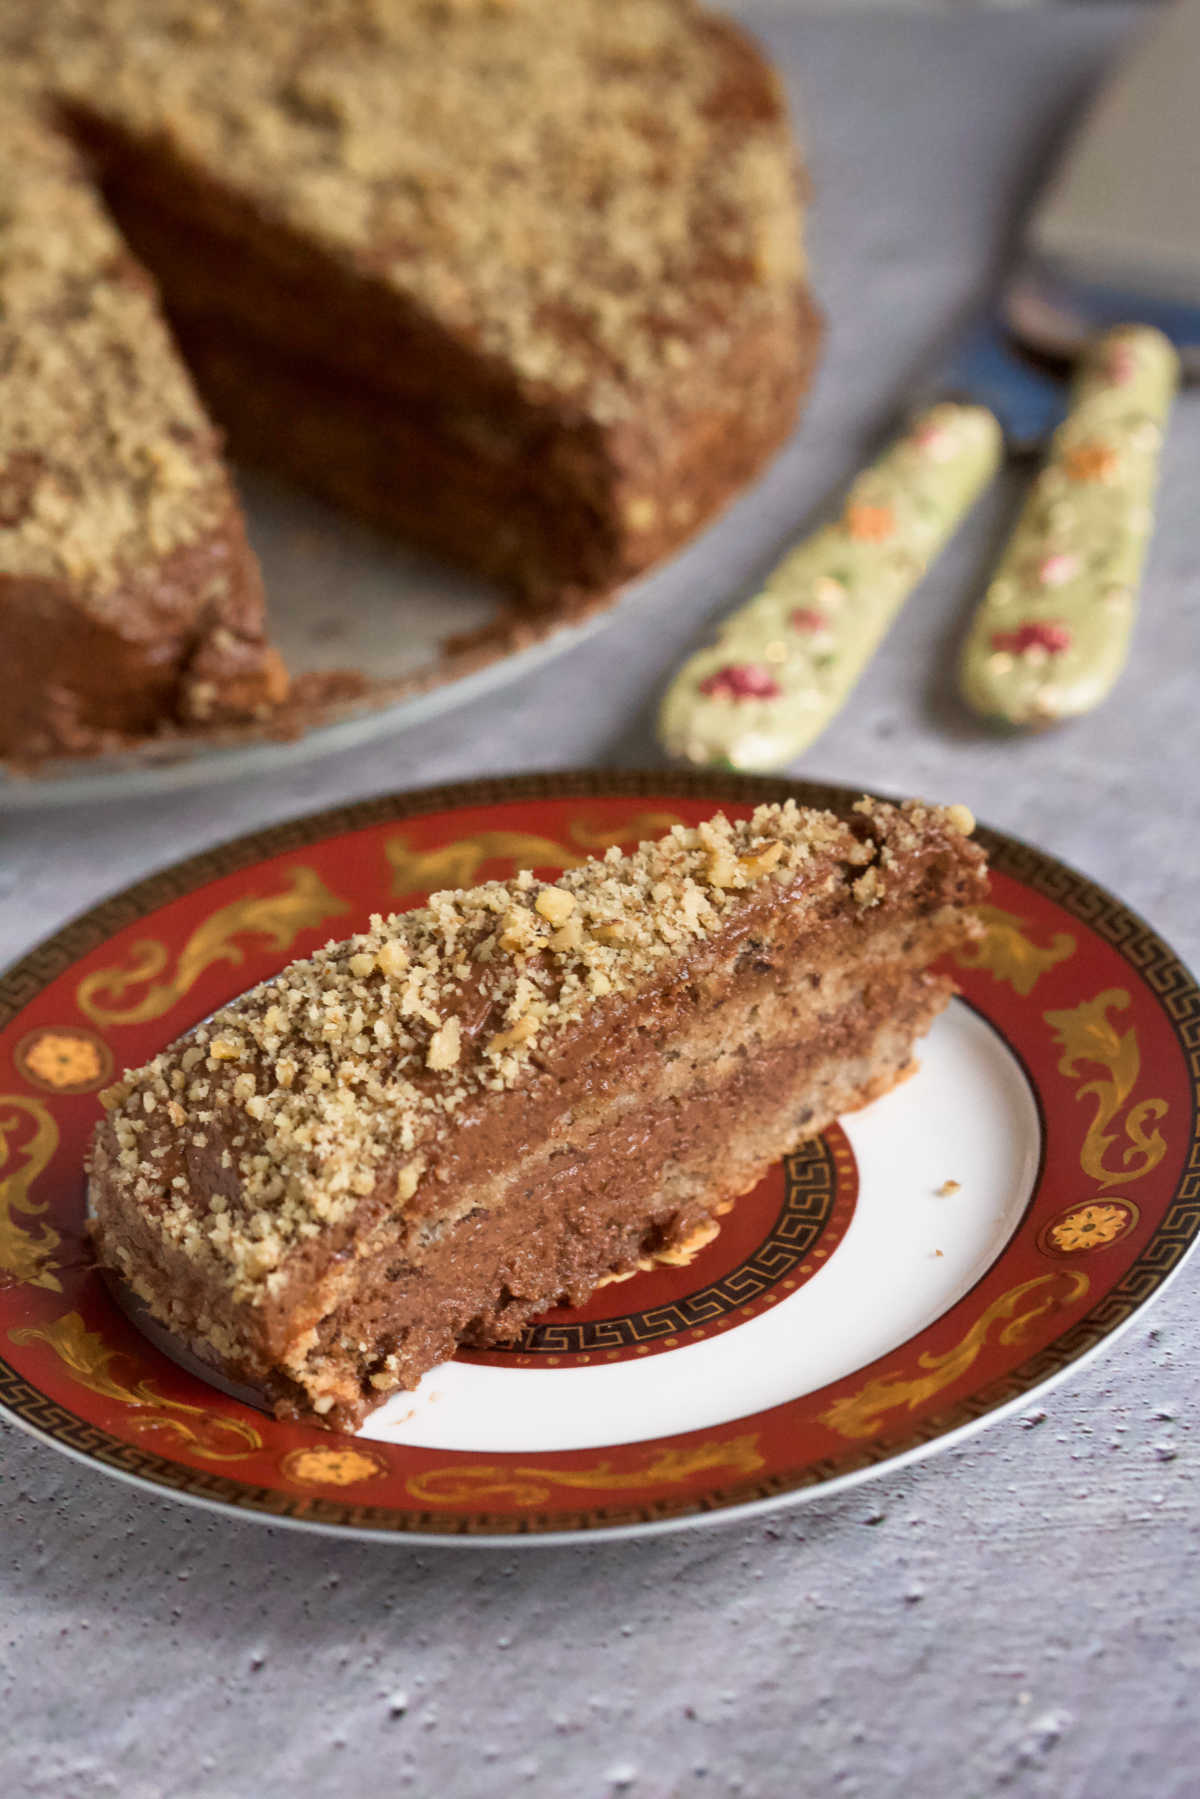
[659,0,1198,771]
[959,324,1177,728]
[659,403,1003,770]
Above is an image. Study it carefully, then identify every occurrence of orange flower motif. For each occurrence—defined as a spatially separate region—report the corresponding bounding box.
[1048,1202,1132,1254]
[17,1026,111,1093]
[281,1445,389,1487]
[1064,441,1118,483]
[844,502,895,542]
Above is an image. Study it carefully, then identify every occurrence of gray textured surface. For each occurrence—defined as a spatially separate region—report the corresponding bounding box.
[2,11,1197,1797]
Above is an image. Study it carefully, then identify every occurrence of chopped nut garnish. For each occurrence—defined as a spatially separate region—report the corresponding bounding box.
[535,886,576,926]
[98,1081,130,1111]
[738,840,784,878]
[853,866,883,907]
[209,1038,243,1062]
[592,921,630,946]
[704,847,742,889]
[348,952,376,978]
[936,1179,961,1197]
[394,1157,426,1204]
[498,908,537,955]
[426,1017,462,1070]
[549,914,584,953]
[375,940,409,978]
[487,1014,540,1055]
[945,805,975,837]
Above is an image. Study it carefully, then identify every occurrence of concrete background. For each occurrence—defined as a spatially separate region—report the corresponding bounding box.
[2,10,1196,1797]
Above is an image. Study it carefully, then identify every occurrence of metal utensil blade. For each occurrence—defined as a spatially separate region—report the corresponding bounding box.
[1006,0,1200,364]
[915,311,1066,453]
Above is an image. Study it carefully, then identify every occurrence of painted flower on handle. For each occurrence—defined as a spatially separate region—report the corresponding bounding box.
[990,622,1072,658]
[697,664,782,702]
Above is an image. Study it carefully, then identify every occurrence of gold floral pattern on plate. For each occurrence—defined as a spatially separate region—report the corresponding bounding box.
[75,866,347,1028]
[819,1270,1091,1440]
[1041,1200,1140,1257]
[14,1026,113,1094]
[0,1095,61,1291]
[405,1435,764,1508]
[384,812,682,896]
[281,1445,390,1488]
[9,1311,261,1460]
[953,904,1076,995]
[1044,988,1168,1190]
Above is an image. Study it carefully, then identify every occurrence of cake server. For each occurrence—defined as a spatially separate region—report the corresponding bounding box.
[658,0,1199,769]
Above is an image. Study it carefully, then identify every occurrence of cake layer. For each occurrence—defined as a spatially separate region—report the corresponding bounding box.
[0,97,287,763]
[163,304,819,608]
[272,977,946,1428]
[89,799,987,1430]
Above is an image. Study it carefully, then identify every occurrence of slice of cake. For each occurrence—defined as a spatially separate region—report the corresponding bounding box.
[0,97,288,765]
[30,0,818,610]
[89,799,987,1431]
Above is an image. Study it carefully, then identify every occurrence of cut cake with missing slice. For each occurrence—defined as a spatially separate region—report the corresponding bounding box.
[26,0,819,611]
[88,798,987,1431]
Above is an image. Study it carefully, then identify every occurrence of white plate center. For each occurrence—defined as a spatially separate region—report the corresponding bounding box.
[362,998,1041,1453]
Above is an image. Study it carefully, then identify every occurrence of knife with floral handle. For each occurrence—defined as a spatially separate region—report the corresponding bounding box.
[958,324,1178,727]
[658,402,1003,771]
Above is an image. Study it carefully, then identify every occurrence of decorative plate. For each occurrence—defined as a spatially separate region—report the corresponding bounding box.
[0,772,1196,1543]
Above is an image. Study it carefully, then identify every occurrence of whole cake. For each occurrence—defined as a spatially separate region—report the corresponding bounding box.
[1,0,819,762]
[89,798,987,1431]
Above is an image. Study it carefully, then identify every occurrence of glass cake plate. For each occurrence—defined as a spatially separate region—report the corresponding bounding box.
[0,474,659,810]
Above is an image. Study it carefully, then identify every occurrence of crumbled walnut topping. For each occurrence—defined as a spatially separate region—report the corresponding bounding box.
[534,886,576,926]
[592,921,630,946]
[0,95,234,590]
[853,866,883,907]
[394,1158,426,1205]
[549,914,584,953]
[426,1017,462,1071]
[375,939,409,977]
[739,840,784,879]
[487,1013,540,1056]
[702,844,741,890]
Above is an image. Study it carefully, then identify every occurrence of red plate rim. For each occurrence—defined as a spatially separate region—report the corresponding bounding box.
[0,768,1197,1545]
